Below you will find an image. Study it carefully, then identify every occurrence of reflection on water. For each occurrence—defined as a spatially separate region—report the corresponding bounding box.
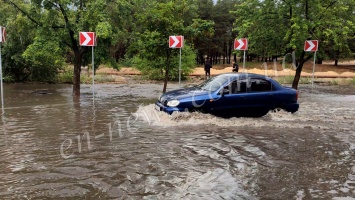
[0,83,354,199]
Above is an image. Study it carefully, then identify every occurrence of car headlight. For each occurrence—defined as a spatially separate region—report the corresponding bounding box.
[167,99,180,107]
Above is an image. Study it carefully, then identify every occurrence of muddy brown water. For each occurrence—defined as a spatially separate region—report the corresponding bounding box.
[0,83,354,199]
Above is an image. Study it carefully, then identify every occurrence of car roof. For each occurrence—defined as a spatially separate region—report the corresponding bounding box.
[216,72,283,89]
[218,72,270,80]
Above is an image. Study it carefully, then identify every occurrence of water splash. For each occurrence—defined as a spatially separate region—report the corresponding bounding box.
[135,104,337,130]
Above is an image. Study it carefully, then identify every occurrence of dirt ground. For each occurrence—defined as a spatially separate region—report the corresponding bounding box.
[90,60,355,87]
[96,60,355,78]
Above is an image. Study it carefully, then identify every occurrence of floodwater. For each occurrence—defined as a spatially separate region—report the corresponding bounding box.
[0,82,354,199]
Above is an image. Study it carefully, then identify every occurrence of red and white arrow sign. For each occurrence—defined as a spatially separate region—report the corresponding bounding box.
[234,38,248,50]
[79,32,96,46]
[304,40,318,52]
[169,36,184,48]
[0,26,5,43]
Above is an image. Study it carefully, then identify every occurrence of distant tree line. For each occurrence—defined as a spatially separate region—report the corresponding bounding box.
[0,0,354,94]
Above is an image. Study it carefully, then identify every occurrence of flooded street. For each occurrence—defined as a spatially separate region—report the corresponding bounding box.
[0,82,354,199]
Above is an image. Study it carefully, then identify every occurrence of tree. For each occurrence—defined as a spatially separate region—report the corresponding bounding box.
[22,36,65,82]
[212,0,239,64]
[3,0,114,95]
[194,0,215,64]
[189,18,215,64]
[1,2,36,82]
[232,0,355,89]
[284,0,355,88]
[106,0,138,63]
[132,0,199,93]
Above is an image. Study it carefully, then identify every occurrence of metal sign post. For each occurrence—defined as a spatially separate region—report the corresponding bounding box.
[169,36,184,88]
[234,38,248,72]
[0,43,3,114]
[243,50,246,71]
[92,46,95,104]
[79,32,96,103]
[312,51,317,91]
[304,40,319,92]
[179,48,182,88]
[0,26,5,115]
[0,26,7,146]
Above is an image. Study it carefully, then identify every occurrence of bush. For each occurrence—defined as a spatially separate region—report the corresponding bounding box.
[22,38,65,82]
[56,66,73,83]
[133,45,196,81]
[3,75,15,83]
[80,75,91,84]
[118,58,134,68]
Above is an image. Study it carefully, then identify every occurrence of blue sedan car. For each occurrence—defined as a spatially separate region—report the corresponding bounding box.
[155,73,299,117]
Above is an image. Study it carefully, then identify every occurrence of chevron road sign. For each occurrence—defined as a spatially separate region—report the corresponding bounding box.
[79,32,96,46]
[234,38,248,50]
[304,40,318,52]
[169,36,184,48]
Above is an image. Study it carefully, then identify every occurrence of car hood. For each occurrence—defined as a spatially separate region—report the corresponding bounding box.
[160,87,209,102]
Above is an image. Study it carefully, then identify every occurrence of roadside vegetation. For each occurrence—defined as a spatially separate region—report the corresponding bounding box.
[1,0,354,94]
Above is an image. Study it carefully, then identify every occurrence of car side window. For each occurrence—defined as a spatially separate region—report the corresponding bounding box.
[230,80,248,94]
[250,79,273,92]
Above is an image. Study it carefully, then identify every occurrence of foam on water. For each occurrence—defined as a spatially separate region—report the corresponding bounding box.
[134,92,355,133]
[134,104,337,130]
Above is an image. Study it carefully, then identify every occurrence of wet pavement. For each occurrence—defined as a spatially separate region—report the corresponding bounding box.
[0,83,354,199]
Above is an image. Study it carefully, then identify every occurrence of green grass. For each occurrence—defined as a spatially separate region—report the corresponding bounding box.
[330,79,339,85]
[56,66,116,84]
[80,75,116,84]
[274,75,312,84]
[274,75,294,84]
[94,75,116,83]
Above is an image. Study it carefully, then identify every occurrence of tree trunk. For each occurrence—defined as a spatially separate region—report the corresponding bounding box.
[73,50,82,96]
[73,63,81,96]
[163,66,169,93]
[292,60,304,90]
[292,51,312,89]
[335,59,338,66]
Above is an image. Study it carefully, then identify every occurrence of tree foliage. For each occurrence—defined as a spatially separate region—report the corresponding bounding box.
[131,0,199,92]
[233,0,355,88]
[3,0,115,94]
[22,36,65,82]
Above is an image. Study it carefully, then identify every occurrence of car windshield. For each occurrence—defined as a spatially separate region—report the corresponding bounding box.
[197,74,231,92]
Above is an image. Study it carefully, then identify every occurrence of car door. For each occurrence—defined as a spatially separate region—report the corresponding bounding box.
[244,78,276,111]
[211,79,249,113]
